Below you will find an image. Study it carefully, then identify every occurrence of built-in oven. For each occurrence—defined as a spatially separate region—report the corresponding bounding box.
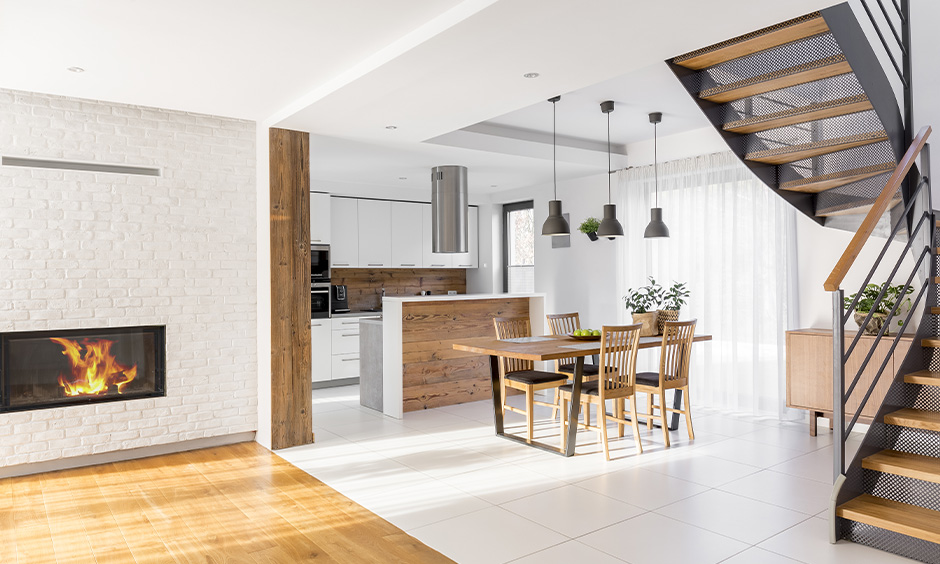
[311,244,330,283]
[311,282,330,319]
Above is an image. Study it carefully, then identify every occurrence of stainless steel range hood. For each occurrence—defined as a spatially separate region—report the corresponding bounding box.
[431,165,468,253]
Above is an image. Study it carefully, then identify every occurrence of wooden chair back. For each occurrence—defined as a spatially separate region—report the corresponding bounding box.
[493,317,534,374]
[658,319,697,387]
[546,312,581,368]
[599,324,642,397]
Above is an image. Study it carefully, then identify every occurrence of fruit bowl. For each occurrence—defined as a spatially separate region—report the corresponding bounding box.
[568,332,600,341]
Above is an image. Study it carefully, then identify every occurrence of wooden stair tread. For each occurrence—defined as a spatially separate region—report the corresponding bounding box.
[674,13,828,70]
[863,450,940,484]
[815,193,900,218]
[780,162,895,193]
[884,408,940,432]
[905,370,940,385]
[725,95,872,134]
[923,338,940,348]
[746,130,887,165]
[837,494,940,544]
[930,307,940,315]
[699,55,851,103]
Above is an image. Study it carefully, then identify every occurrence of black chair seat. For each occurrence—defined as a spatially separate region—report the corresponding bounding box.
[636,372,660,387]
[505,370,568,386]
[558,363,601,376]
[558,380,601,396]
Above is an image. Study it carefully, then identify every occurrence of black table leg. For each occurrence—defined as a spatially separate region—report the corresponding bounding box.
[563,357,584,457]
[489,355,504,435]
[668,389,682,431]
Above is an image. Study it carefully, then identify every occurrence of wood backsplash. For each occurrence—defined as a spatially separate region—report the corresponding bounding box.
[331,268,467,311]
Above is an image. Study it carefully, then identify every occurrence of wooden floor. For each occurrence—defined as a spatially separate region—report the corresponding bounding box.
[1,442,453,563]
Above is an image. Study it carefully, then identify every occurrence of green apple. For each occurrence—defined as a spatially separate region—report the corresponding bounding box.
[592,329,601,337]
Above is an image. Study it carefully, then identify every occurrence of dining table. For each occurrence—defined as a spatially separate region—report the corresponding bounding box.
[452,333,713,457]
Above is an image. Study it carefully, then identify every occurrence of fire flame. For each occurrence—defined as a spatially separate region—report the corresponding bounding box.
[51,337,137,396]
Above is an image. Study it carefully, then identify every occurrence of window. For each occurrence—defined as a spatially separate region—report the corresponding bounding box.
[503,201,534,293]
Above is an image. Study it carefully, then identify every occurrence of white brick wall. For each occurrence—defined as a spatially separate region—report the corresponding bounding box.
[0,89,257,467]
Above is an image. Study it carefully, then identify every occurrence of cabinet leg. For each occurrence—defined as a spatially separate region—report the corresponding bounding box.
[809,411,818,437]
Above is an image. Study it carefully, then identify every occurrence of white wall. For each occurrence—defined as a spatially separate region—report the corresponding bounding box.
[0,89,258,467]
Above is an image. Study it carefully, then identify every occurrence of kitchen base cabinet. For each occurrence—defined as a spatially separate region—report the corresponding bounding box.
[311,320,331,383]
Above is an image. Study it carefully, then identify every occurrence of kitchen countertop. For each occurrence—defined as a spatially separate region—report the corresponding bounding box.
[383,292,544,303]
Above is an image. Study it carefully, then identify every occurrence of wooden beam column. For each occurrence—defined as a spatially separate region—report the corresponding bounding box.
[269,128,313,449]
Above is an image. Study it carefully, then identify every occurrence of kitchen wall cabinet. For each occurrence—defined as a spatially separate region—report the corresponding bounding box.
[330,198,358,267]
[311,320,331,382]
[390,202,423,268]
[422,204,453,268]
[358,199,392,268]
[310,192,331,244]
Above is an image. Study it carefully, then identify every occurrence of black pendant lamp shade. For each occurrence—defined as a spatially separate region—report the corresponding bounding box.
[644,112,670,239]
[596,100,623,238]
[542,96,570,236]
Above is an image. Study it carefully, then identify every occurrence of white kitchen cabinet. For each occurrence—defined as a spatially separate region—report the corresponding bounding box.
[391,202,423,268]
[422,204,454,268]
[330,197,358,267]
[311,320,331,383]
[331,317,362,380]
[358,199,392,268]
[451,206,479,268]
[310,192,331,244]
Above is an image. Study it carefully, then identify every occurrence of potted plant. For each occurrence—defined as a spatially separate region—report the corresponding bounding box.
[658,281,689,333]
[579,217,600,241]
[623,277,663,336]
[844,282,914,336]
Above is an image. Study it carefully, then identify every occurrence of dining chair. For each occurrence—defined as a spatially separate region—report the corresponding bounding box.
[557,324,644,460]
[635,319,697,448]
[493,317,569,443]
[546,312,601,425]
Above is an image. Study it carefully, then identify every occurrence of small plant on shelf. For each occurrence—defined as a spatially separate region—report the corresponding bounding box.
[579,217,601,241]
[843,282,914,335]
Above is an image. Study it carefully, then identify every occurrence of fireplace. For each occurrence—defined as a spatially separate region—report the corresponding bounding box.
[0,325,166,412]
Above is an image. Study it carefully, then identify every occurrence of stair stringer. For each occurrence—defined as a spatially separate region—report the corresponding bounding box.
[834,274,940,563]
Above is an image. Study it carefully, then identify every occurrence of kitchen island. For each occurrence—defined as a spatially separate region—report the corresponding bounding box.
[380,293,544,419]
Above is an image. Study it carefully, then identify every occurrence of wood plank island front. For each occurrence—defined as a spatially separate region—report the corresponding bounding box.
[381,294,545,419]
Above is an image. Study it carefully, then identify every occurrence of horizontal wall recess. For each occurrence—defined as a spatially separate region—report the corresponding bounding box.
[1,156,161,176]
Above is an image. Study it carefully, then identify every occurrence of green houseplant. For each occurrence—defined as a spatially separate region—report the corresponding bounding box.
[579,217,600,241]
[623,277,664,336]
[844,282,914,335]
[657,281,690,333]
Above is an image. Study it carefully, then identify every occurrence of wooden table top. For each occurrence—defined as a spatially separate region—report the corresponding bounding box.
[452,334,712,362]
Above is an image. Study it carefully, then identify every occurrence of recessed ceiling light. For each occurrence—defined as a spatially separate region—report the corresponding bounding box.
[385,125,398,130]
[523,72,540,79]
[491,184,498,188]
[399,177,407,180]
[66,66,85,73]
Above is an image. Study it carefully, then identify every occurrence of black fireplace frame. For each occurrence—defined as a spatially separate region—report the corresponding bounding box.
[0,325,166,413]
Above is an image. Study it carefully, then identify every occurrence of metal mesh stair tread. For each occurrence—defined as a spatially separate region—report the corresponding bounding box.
[884,408,940,432]
[905,370,940,385]
[745,130,888,165]
[699,54,851,103]
[779,162,894,193]
[672,13,827,70]
[724,95,872,134]
[837,494,940,544]
[814,191,900,218]
[863,450,940,484]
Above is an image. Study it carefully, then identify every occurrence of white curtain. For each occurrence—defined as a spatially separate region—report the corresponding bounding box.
[616,151,800,418]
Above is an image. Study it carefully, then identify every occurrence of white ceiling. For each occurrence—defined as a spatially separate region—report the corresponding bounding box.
[1,0,839,195]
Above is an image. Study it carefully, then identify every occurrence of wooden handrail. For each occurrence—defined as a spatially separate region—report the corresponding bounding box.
[824,125,932,291]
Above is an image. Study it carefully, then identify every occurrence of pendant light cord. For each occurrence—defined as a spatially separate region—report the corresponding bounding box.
[654,121,659,208]
[553,99,557,200]
[607,110,611,204]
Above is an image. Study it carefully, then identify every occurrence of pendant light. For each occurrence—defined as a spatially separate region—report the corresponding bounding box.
[596,100,624,238]
[541,95,570,236]
[644,112,670,238]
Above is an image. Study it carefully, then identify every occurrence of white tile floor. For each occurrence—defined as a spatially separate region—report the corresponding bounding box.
[278,385,915,564]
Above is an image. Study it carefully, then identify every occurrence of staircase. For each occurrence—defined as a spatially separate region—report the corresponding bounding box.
[670,3,940,563]
[668,5,906,232]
